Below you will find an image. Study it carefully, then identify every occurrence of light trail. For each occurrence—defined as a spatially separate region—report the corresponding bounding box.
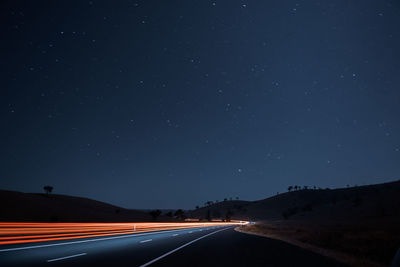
[0,221,247,246]
[0,229,136,241]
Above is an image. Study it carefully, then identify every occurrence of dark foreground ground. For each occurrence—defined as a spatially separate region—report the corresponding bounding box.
[242,219,400,267]
[0,226,345,267]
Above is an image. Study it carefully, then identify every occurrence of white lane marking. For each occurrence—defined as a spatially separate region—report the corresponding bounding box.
[140,239,152,243]
[47,253,87,262]
[188,231,193,234]
[139,227,230,267]
[0,227,213,252]
[172,234,178,236]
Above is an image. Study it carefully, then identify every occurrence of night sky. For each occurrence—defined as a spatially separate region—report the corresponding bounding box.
[1,1,400,209]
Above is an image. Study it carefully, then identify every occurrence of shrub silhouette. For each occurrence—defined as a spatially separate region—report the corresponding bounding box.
[165,211,173,217]
[205,201,213,206]
[174,209,185,220]
[225,209,233,222]
[149,209,161,220]
[43,186,53,195]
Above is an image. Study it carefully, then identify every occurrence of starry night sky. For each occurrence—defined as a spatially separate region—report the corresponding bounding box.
[1,1,400,209]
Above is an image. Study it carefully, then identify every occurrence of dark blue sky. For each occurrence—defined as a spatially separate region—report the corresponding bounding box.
[1,1,400,209]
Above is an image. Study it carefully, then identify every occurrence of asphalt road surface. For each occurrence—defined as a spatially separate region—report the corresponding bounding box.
[0,226,346,267]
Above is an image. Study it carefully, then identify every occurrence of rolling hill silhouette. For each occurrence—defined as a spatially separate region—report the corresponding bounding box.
[189,180,400,222]
[0,190,156,222]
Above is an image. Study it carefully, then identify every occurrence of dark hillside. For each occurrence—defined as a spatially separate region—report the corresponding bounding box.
[189,180,400,267]
[0,190,163,222]
[188,180,400,222]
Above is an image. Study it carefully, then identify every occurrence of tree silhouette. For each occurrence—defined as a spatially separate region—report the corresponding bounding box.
[225,209,233,222]
[174,209,185,220]
[205,201,214,207]
[195,205,199,209]
[288,186,293,192]
[149,210,161,220]
[43,186,53,195]
[236,197,239,200]
[165,211,173,217]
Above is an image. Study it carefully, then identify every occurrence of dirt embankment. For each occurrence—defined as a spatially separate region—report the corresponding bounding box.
[236,219,400,267]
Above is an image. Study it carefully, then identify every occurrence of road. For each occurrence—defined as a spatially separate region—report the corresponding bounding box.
[0,226,346,266]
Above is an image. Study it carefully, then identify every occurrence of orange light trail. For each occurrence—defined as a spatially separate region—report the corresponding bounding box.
[0,221,246,246]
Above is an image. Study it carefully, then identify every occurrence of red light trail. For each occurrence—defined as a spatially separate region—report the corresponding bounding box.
[0,221,246,245]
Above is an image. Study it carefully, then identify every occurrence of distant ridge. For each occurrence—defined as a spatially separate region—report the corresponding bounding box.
[3,180,399,223]
[0,190,168,222]
[188,180,400,222]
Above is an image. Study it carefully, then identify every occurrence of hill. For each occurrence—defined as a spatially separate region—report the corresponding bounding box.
[0,190,162,222]
[187,180,400,267]
[188,180,400,222]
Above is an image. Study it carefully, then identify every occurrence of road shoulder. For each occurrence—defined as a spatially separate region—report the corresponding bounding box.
[235,226,381,267]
